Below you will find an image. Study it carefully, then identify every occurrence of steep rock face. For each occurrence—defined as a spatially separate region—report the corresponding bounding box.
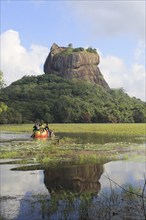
[44,43,110,90]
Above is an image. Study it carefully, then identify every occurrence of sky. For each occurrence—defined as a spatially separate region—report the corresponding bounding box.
[0,0,145,101]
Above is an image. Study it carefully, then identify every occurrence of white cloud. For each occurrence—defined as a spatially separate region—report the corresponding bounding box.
[99,49,145,101]
[100,161,145,189]
[0,29,49,86]
[67,1,145,39]
[0,29,145,101]
[128,63,145,100]
[32,0,45,7]
[134,40,145,63]
[99,54,126,88]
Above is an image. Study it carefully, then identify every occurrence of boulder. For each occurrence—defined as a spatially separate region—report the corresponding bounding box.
[44,43,110,90]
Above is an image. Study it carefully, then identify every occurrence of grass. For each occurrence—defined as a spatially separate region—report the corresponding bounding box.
[0,123,145,166]
[0,123,146,135]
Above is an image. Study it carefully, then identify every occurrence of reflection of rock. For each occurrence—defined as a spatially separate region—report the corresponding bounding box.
[44,164,104,194]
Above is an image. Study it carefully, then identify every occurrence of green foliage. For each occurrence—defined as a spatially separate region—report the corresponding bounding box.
[86,47,97,54]
[58,44,97,56]
[68,43,73,48]
[0,102,8,113]
[73,47,84,52]
[0,74,145,124]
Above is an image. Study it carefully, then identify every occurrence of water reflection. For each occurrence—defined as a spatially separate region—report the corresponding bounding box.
[0,164,49,220]
[100,160,146,190]
[1,160,145,220]
[44,163,104,194]
[0,131,30,141]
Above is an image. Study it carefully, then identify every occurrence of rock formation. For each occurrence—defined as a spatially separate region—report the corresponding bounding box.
[44,43,110,90]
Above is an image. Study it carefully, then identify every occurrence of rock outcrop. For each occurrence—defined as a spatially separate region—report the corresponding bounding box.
[44,43,110,90]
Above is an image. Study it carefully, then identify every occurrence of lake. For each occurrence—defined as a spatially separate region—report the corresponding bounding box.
[0,131,146,220]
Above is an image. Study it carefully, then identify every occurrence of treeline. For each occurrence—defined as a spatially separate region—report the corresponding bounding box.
[0,74,145,124]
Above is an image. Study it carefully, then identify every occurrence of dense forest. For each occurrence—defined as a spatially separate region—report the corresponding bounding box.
[0,74,145,124]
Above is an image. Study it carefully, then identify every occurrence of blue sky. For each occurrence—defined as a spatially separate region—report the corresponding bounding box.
[1,0,145,100]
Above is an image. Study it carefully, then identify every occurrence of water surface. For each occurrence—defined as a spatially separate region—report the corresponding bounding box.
[1,160,145,220]
[0,132,146,220]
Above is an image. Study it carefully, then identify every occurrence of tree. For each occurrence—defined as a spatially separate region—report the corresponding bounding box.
[0,102,8,113]
[0,72,8,120]
[0,71,6,89]
[68,43,73,48]
[133,108,145,123]
[86,47,97,54]
[0,74,145,124]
